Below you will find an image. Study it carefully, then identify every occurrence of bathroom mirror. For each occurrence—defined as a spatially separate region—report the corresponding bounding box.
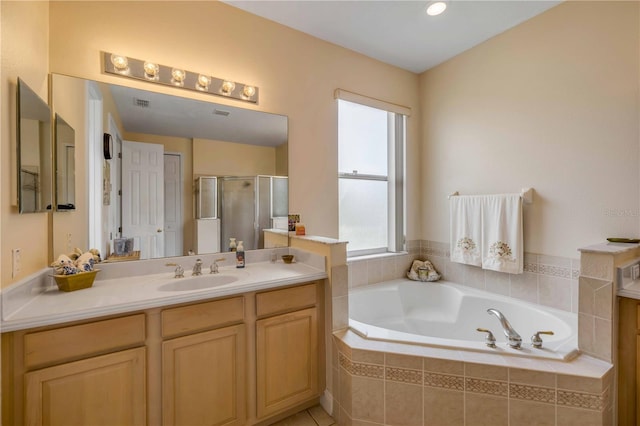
[54,114,76,211]
[17,78,53,213]
[51,73,288,261]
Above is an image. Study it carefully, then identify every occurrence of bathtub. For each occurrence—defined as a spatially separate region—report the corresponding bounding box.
[349,279,579,361]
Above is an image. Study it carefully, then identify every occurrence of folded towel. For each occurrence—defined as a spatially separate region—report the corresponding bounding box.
[481,194,523,274]
[407,259,441,282]
[450,196,482,267]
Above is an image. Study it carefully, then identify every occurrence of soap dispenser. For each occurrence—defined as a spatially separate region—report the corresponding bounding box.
[236,240,245,268]
[229,238,237,252]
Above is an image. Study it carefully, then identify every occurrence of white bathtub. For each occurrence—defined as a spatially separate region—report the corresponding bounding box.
[349,279,579,361]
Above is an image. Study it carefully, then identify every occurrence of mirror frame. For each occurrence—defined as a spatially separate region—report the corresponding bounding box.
[54,113,76,211]
[16,78,53,214]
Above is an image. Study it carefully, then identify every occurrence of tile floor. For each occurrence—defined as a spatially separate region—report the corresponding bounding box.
[270,405,335,426]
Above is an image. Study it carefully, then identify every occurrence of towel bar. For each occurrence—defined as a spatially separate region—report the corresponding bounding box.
[448,188,534,204]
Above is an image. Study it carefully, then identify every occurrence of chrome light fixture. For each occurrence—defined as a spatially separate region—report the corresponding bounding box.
[102,51,259,103]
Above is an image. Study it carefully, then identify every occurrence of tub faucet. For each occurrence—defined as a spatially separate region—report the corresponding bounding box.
[487,308,522,349]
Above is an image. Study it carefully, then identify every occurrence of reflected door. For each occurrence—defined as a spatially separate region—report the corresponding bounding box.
[164,153,182,257]
[122,141,164,259]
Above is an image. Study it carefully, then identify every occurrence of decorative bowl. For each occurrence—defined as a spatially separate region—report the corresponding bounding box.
[281,255,295,264]
[53,270,100,292]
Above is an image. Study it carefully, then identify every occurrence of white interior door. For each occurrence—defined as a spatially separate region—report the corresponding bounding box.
[122,141,164,259]
[164,153,183,257]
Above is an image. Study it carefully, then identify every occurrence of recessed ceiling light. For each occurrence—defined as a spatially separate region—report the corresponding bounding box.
[426,1,447,16]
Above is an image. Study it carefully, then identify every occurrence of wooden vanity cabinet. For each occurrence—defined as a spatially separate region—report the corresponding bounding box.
[255,283,320,419]
[161,297,247,426]
[2,280,324,426]
[1,314,147,426]
[618,297,640,425]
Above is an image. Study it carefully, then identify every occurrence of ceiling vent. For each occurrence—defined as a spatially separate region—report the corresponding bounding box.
[214,109,230,117]
[133,97,150,108]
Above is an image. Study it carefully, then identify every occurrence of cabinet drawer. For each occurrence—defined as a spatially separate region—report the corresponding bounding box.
[24,314,146,369]
[162,296,244,338]
[256,283,317,317]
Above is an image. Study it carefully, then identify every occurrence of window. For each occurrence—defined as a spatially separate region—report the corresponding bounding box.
[337,94,406,256]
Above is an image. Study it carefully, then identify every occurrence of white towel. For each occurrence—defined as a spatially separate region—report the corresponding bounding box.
[481,194,523,274]
[450,196,482,267]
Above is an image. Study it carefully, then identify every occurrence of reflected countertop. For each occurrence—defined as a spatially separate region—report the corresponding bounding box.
[1,250,327,332]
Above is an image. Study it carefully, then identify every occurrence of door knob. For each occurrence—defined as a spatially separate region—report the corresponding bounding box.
[157,229,163,233]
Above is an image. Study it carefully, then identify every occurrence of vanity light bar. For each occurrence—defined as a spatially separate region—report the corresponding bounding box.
[102,52,259,104]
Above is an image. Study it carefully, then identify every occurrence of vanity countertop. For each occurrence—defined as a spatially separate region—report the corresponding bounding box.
[1,259,327,332]
[618,283,640,301]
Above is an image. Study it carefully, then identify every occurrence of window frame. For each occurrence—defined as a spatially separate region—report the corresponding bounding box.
[336,92,407,258]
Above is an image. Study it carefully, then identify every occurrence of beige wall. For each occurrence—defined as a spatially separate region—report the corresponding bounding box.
[420,1,640,258]
[47,1,421,249]
[1,1,50,285]
[193,138,277,177]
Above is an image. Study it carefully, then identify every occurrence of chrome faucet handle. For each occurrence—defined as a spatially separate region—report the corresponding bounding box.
[210,258,226,274]
[476,328,497,348]
[166,263,184,278]
[192,258,203,276]
[531,330,554,348]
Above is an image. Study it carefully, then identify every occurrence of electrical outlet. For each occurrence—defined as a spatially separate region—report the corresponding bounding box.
[12,248,21,278]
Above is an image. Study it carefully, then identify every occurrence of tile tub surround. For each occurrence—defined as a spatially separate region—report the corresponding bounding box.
[348,240,580,314]
[333,331,613,426]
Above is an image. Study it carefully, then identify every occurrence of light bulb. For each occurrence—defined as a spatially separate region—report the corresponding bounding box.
[221,80,235,94]
[171,68,186,86]
[196,74,211,91]
[110,54,129,73]
[426,1,447,16]
[243,85,256,98]
[143,62,159,80]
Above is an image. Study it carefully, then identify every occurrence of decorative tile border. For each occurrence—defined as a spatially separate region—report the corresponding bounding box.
[339,351,608,412]
[465,377,508,397]
[424,371,465,391]
[509,383,556,404]
[538,263,572,279]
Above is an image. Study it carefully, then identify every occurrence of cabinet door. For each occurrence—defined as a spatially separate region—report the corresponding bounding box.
[162,324,246,426]
[256,307,318,419]
[24,347,146,426]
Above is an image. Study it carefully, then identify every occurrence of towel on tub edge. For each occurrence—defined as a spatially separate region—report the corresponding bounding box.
[449,195,482,267]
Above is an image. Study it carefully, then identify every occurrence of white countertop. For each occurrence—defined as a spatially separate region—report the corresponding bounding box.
[1,259,327,332]
[618,281,640,300]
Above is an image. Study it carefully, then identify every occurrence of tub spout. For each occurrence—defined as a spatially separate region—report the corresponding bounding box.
[487,308,522,349]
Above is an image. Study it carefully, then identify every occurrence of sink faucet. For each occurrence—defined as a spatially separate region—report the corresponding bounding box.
[165,262,184,278]
[487,308,522,349]
[210,258,225,274]
[192,258,203,276]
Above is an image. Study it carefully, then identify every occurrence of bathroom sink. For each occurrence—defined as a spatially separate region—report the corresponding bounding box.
[158,275,238,291]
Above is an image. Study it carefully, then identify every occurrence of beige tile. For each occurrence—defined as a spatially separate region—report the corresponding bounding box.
[444,260,465,284]
[423,387,463,426]
[556,406,604,426]
[538,275,571,312]
[557,374,604,394]
[594,317,612,361]
[464,393,508,426]
[465,363,508,381]
[352,349,384,365]
[333,295,349,331]
[350,376,384,423]
[386,353,422,370]
[509,368,555,388]
[332,265,349,298]
[340,364,353,416]
[578,313,595,355]
[332,367,340,401]
[464,265,485,290]
[367,260,383,285]
[538,254,571,268]
[271,410,317,426]
[385,381,422,426]
[351,420,381,426]
[509,272,538,304]
[308,405,336,426]
[484,270,510,296]
[510,400,555,426]
[424,357,464,376]
[339,406,353,426]
[571,279,579,314]
[593,283,612,320]
[395,254,414,279]
[580,253,614,281]
[381,256,398,282]
[349,261,368,289]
